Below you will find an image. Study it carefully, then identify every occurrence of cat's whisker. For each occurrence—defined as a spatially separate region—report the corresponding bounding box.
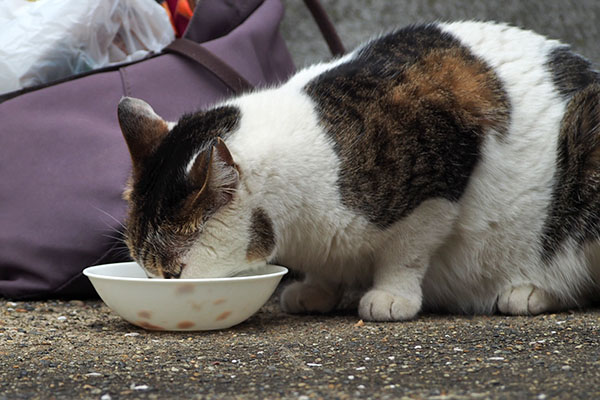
[92,205,127,231]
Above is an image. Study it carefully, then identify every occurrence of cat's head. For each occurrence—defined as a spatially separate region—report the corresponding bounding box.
[117,97,275,279]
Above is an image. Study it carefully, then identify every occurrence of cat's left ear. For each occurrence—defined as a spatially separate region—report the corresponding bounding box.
[187,137,239,212]
[118,97,170,178]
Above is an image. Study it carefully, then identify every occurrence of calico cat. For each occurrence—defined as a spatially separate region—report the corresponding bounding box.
[117,21,600,321]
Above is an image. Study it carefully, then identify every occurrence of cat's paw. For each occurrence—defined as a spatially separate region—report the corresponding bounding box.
[497,284,560,315]
[280,281,339,314]
[358,289,421,321]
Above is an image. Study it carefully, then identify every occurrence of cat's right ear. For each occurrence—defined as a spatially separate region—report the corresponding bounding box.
[118,97,170,179]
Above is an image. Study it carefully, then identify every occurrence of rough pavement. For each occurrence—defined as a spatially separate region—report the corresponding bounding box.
[2,294,600,399]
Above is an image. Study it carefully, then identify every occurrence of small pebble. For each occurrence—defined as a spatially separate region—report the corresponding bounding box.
[100,394,112,400]
[124,333,140,337]
[57,316,67,321]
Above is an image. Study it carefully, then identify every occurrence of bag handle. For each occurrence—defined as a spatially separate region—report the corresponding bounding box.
[163,0,344,94]
[162,38,253,93]
[303,0,345,57]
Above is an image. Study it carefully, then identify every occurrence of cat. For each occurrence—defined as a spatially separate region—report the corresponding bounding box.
[117,21,600,321]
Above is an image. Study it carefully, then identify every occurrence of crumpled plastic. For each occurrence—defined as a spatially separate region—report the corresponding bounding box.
[0,0,175,95]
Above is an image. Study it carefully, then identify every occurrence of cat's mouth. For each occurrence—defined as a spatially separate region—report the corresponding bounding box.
[139,260,185,279]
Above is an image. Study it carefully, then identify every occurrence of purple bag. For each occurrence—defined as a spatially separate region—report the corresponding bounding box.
[0,0,343,299]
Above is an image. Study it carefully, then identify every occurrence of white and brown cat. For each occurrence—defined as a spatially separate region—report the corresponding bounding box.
[117,21,600,321]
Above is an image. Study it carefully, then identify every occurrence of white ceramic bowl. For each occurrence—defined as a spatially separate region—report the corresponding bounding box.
[83,262,287,331]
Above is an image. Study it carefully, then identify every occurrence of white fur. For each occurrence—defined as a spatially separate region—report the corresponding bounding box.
[178,21,599,319]
[422,21,594,314]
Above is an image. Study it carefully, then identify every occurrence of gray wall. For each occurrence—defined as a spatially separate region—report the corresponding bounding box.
[280,0,600,68]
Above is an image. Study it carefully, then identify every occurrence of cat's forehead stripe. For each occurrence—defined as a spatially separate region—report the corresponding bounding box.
[186,151,200,175]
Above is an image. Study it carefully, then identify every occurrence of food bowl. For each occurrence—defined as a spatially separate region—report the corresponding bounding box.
[83,262,287,331]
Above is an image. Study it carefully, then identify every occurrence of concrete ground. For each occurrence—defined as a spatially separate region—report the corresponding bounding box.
[4,1,600,399]
[2,295,600,399]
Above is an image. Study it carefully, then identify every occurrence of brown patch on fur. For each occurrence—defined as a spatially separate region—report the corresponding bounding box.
[305,24,511,228]
[246,208,275,261]
[213,298,226,305]
[215,311,232,321]
[137,310,152,319]
[391,48,508,132]
[176,321,195,329]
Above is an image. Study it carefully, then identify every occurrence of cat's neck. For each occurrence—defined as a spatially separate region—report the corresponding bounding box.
[223,84,342,262]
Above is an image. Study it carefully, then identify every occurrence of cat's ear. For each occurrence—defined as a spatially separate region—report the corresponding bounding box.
[118,97,169,178]
[188,137,239,212]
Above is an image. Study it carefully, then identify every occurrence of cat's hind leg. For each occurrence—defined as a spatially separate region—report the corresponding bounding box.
[281,275,342,314]
[497,284,562,315]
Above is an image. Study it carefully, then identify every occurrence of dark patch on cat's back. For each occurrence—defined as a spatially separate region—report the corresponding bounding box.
[546,46,600,98]
[305,24,510,228]
[541,83,600,260]
[246,208,275,261]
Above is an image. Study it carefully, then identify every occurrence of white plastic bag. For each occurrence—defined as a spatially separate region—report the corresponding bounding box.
[0,0,175,95]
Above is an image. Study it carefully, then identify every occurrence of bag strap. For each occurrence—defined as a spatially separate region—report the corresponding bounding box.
[303,0,345,57]
[162,38,253,94]
[163,0,344,94]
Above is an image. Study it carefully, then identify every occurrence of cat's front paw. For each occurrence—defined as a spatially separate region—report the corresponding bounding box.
[280,281,340,314]
[497,284,560,315]
[358,289,421,321]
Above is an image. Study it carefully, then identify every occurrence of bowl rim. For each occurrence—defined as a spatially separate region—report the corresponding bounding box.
[83,262,288,283]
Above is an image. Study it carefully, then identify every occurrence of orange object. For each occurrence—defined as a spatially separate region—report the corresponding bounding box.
[175,0,194,19]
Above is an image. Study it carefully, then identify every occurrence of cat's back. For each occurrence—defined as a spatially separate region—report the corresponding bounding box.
[298,21,600,312]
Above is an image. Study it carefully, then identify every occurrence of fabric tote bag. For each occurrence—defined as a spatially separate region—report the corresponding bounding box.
[0,0,344,299]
